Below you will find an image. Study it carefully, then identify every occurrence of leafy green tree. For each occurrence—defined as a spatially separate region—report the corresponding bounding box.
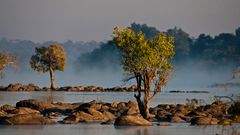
[0,52,16,78]
[112,26,175,119]
[30,44,66,89]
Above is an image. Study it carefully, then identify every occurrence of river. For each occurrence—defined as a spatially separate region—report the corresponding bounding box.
[0,87,239,135]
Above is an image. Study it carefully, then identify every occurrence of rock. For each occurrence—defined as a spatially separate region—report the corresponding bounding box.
[85,86,97,91]
[0,111,7,116]
[158,122,170,126]
[219,119,232,125]
[114,114,152,126]
[16,99,55,112]
[205,101,228,119]
[117,102,126,110]
[191,117,219,125]
[90,103,102,111]
[62,109,113,124]
[61,111,94,124]
[0,104,15,112]
[102,111,116,122]
[11,107,40,115]
[126,101,139,115]
[0,113,55,125]
[111,102,118,108]
[5,83,40,91]
[171,116,185,123]
[87,108,105,121]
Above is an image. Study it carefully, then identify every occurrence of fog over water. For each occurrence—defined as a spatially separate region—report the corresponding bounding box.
[0,56,235,90]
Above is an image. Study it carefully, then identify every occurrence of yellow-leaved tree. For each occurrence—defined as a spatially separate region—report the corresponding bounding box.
[112,26,175,119]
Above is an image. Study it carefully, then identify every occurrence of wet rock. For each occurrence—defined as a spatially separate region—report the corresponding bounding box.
[205,101,228,119]
[114,114,152,126]
[5,83,40,91]
[0,113,55,125]
[219,119,232,125]
[0,104,15,113]
[158,122,170,126]
[191,117,219,125]
[16,99,55,112]
[155,110,171,121]
[11,107,40,115]
[62,108,115,124]
[61,111,94,124]
[171,116,185,123]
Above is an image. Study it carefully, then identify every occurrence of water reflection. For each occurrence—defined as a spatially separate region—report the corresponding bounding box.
[0,87,239,106]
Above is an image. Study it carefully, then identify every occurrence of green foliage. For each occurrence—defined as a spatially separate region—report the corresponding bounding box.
[30,44,66,73]
[113,26,175,96]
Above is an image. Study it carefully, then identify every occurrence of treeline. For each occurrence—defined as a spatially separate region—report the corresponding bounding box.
[77,23,240,71]
[0,39,99,71]
[1,23,239,72]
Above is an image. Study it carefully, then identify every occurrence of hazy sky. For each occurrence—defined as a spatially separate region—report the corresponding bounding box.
[0,0,240,42]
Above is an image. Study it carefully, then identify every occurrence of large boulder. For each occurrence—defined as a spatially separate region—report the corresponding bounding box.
[0,113,55,125]
[61,111,94,124]
[16,99,55,112]
[114,114,152,126]
[61,108,116,124]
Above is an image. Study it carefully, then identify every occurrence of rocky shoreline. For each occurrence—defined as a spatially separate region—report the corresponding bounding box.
[0,83,137,92]
[0,98,239,126]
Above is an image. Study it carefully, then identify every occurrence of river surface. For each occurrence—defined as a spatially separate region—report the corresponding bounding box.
[0,87,239,135]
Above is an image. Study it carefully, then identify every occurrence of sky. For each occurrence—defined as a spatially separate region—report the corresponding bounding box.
[0,0,240,42]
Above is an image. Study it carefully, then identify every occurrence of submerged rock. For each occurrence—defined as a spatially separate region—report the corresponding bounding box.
[191,117,219,125]
[114,114,152,126]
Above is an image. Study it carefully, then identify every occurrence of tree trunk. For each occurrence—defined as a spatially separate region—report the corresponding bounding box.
[143,89,150,119]
[134,74,151,119]
[49,67,56,90]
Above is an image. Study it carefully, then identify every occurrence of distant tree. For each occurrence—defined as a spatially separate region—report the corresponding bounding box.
[112,26,175,119]
[0,52,16,78]
[130,22,160,39]
[30,44,66,89]
[166,27,192,59]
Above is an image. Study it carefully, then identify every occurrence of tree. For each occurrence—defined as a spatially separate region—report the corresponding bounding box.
[166,27,192,59]
[30,44,66,89]
[0,52,16,78]
[112,26,175,119]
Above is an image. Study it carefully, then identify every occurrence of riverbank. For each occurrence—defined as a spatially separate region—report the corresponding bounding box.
[0,83,137,92]
[0,98,239,126]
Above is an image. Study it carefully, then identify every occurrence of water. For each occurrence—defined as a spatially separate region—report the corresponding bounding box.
[0,124,239,135]
[0,87,239,135]
[0,87,239,106]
